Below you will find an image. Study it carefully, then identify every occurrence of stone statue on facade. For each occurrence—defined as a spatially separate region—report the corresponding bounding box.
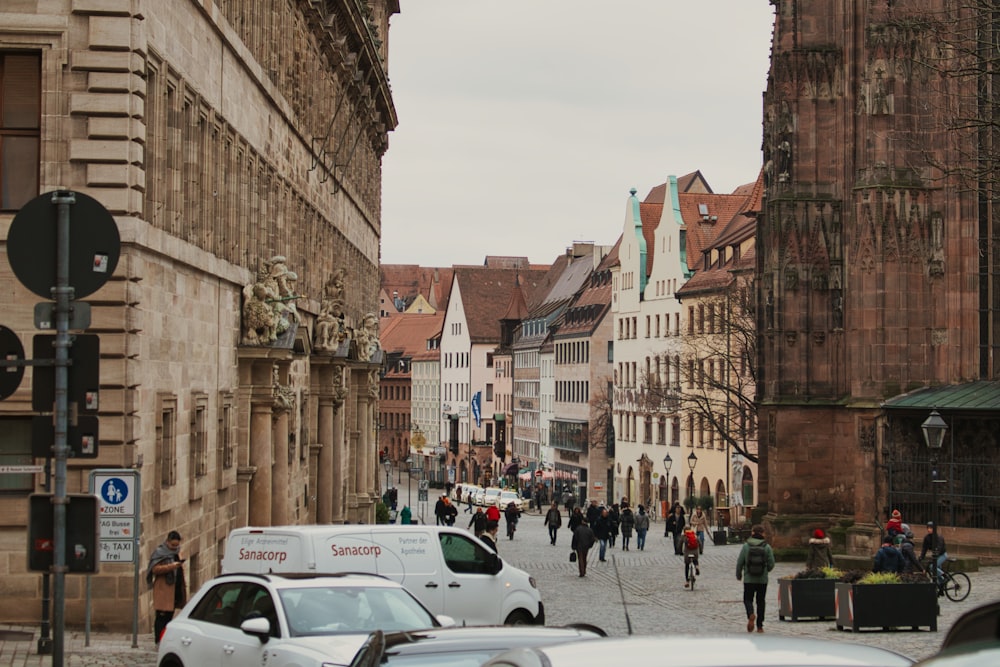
[241,255,303,346]
[352,312,380,362]
[315,269,348,352]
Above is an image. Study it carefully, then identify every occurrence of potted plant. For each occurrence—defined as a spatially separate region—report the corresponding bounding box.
[835,571,938,632]
[778,567,841,622]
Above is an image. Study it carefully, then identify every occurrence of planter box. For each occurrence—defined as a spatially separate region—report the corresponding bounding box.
[712,530,727,546]
[835,582,938,632]
[778,578,836,621]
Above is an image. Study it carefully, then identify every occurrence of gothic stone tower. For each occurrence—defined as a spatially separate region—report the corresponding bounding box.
[757,0,990,551]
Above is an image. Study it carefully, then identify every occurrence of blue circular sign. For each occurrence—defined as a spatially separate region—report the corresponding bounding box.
[100,478,129,505]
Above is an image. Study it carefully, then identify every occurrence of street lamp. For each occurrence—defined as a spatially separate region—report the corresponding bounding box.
[687,451,698,499]
[383,459,392,495]
[662,453,673,536]
[921,409,948,544]
[405,456,413,509]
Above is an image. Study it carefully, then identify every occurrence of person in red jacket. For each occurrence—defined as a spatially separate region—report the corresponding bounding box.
[886,509,903,537]
[485,502,501,523]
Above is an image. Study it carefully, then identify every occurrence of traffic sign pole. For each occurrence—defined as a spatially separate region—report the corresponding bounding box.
[51,191,76,667]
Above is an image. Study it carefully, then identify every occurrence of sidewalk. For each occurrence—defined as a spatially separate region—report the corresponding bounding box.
[0,628,157,667]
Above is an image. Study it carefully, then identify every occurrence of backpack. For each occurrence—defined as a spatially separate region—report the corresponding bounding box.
[685,531,699,550]
[746,543,768,576]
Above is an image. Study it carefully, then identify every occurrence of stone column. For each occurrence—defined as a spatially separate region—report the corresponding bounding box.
[272,405,290,526]
[314,361,346,524]
[248,360,274,526]
[332,386,347,523]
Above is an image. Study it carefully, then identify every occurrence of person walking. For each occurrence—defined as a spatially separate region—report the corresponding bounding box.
[469,507,487,538]
[465,489,474,514]
[608,503,620,548]
[146,530,186,645]
[634,505,650,551]
[544,501,562,545]
[400,505,412,524]
[567,506,584,532]
[593,507,612,562]
[665,504,686,554]
[585,499,601,527]
[571,518,596,577]
[736,524,774,634]
[619,504,635,551]
[689,505,709,554]
[434,495,446,525]
[806,528,834,570]
[480,520,499,552]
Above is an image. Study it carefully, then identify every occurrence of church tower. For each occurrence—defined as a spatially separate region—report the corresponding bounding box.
[757,1,994,551]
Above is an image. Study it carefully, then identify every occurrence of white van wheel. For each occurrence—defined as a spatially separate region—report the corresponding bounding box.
[504,610,533,625]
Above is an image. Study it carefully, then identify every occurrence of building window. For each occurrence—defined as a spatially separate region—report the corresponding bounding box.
[0,52,41,211]
[191,393,208,477]
[644,415,653,443]
[0,417,33,491]
[157,395,178,487]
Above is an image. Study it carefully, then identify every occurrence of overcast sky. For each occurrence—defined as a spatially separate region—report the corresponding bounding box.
[380,1,775,267]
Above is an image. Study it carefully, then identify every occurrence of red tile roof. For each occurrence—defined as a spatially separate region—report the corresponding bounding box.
[379,313,444,358]
[455,266,551,343]
[380,265,454,311]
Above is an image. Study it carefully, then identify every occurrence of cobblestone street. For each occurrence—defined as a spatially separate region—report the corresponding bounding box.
[2,504,997,665]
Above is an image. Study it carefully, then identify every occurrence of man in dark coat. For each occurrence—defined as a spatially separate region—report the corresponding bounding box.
[544,501,562,545]
[571,519,596,577]
[593,507,612,562]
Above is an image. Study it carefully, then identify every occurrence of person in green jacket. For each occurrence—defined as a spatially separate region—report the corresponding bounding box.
[735,524,775,633]
[400,505,412,525]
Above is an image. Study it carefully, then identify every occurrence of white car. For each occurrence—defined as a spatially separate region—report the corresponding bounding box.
[157,572,451,667]
[478,487,503,507]
[457,484,482,505]
[499,490,528,512]
[482,636,913,667]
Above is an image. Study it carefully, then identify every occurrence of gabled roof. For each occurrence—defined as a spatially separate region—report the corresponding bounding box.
[643,171,713,203]
[640,202,663,277]
[380,265,454,312]
[675,170,764,297]
[379,313,444,359]
[455,266,550,343]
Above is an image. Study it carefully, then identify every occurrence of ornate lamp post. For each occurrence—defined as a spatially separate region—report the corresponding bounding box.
[405,456,413,509]
[663,453,673,519]
[383,459,391,495]
[921,409,948,542]
[687,451,698,500]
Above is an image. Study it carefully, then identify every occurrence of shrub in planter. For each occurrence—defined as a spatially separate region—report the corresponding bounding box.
[835,571,938,632]
[778,567,842,622]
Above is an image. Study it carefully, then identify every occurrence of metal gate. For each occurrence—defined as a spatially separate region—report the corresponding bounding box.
[887,459,1000,530]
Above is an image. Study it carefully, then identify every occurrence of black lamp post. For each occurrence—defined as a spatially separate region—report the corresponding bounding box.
[663,453,673,525]
[405,456,413,509]
[921,409,948,542]
[383,459,391,495]
[687,451,698,499]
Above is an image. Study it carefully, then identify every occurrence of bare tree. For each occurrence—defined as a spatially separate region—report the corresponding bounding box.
[588,377,615,454]
[638,274,759,463]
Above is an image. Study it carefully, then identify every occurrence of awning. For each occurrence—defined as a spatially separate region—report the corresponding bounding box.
[502,462,518,475]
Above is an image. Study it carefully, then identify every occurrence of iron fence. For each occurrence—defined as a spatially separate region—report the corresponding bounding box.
[887,459,1000,530]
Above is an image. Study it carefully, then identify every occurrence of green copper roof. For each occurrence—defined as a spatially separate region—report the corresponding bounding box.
[882,381,1000,412]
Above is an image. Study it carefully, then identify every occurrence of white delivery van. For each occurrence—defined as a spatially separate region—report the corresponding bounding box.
[222,525,544,627]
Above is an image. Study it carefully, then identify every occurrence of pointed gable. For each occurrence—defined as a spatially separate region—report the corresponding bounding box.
[454,266,549,343]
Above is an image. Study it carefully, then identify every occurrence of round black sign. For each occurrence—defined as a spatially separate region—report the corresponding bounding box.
[0,325,26,400]
[6,190,121,299]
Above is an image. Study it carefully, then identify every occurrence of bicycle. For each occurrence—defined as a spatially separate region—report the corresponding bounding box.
[922,557,971,602]
[684,553,698,590]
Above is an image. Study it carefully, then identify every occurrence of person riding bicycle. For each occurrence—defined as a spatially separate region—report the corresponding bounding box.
[504,501,521,540]
[682,526,700,588]
[919,522,948,588]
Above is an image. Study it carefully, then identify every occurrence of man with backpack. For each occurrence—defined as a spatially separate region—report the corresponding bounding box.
[736,524,774,634]
[681,526,700,588]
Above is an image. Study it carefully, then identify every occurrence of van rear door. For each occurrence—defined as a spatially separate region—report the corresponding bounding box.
[367,528,445,616]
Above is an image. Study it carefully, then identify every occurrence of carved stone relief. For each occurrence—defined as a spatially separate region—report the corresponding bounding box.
[242,255,304,346]
[315,268,348,352]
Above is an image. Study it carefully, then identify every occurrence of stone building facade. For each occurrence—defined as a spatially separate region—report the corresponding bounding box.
[758,1,1000,559]
[0,0,397,630]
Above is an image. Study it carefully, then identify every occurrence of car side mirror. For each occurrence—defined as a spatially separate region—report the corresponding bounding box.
[240,616,272,643]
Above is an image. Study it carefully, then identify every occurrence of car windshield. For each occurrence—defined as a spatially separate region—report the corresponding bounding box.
[278,585,437,637]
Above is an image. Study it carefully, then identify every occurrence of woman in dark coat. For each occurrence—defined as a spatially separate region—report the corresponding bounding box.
[619,504,635,551]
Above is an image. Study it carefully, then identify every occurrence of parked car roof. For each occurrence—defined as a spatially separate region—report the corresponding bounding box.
[368,625,604,667]
[481,636,914,667]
